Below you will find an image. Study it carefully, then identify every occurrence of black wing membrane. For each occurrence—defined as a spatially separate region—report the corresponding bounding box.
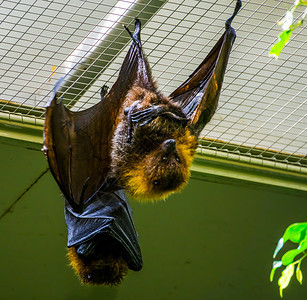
[169,0,242,137]
[44,23,142,209]
[65,189,143,271]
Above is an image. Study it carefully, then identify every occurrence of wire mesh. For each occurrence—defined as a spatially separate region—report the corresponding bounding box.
[0,0,306,172]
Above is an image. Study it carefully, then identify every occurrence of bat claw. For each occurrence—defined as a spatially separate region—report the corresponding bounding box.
[100,85,109,101]
[126,100,141,142]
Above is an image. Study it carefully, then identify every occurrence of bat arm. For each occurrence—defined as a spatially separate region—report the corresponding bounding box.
[130,105,187,125]
[189,27,236,137]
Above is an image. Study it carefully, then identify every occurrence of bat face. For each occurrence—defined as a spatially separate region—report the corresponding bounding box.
[111,89,198,201]
[125,131,197,201]
[67,237,128,285]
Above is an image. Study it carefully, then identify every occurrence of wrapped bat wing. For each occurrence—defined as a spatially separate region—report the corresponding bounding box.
[43,24,143,285]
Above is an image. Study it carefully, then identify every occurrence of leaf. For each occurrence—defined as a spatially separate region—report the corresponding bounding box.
[281,239,307,265]
[278,264,295,298]
[277,11,293,30]
[283,223,307,244]
[270,30,293,57]
[270,261,283,282]
[273,238,284,258]
[281,249,301,265]
[298,239,307,250]
[296,266,303,284]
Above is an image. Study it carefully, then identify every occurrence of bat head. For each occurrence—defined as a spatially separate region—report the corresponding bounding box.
[67,236,129,286]
[132,137,194,200]
[112,115,198,201]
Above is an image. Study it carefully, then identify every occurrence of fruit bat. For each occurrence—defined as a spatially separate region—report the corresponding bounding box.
[43,0,241,286]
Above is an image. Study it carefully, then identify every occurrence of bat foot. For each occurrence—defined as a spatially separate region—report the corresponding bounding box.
[124,18,142,44]
[133,18,141,41]
[225,0,242,28]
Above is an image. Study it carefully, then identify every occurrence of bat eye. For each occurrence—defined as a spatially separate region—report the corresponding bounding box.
[175,156,180,163]
[153,180,160,186]
[162,156,167,161]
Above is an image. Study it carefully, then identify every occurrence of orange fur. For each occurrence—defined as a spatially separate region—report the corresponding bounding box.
[122,127,197,201]
[124,86,171,111]
[67,247,128,286]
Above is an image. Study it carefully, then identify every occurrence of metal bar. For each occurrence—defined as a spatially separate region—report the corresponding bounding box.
[56,0,167,108]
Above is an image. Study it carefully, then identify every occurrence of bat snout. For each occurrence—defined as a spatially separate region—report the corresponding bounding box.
[162,139,177,154]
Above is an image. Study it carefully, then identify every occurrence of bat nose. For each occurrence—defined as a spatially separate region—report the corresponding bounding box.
[162,139,176,153]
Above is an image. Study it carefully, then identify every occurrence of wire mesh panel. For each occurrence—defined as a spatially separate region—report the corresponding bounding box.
[0,0,306,171]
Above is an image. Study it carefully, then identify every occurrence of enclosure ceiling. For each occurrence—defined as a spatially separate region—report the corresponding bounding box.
[0,0,306,173]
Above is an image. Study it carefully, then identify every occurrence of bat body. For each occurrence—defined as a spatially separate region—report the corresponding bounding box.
[111,84,197,201]
[43,0,241,286]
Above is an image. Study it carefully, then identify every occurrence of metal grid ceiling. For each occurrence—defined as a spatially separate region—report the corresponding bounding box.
[1,0,306,171]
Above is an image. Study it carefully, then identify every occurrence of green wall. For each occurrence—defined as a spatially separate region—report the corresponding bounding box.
[0,141,306,299]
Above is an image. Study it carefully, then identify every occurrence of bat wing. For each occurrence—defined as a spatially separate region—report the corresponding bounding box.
[65,189,143,271]
[44,21,144,278]
[44,23,142,209]
[169,0,241,137]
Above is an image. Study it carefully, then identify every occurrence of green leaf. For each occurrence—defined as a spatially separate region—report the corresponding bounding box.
[278,264,295,298]
[296,266,303,284]
[298,239,307,252]
[283,223,307,244]
[281,239,307,265]
[282,249,301,265]
[270,261,283,282]
[270,30,293,57]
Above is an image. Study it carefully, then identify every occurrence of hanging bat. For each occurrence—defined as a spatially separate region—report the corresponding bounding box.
[111,0,241,201]
[43,0,241,286]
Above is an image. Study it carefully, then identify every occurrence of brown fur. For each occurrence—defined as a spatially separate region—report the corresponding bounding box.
[111,86,198,201]
[67,247,128,286]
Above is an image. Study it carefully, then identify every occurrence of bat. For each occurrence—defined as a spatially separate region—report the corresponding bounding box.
[43,0,241,286]
[111,0,241,201]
